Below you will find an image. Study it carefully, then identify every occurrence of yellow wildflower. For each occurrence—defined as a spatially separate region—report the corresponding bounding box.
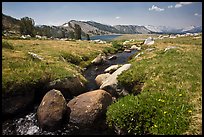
[188,110,192,113]
[179,94,182,97]
[164,111,167,114]
[158,99,165,102]
[154,124,158,128]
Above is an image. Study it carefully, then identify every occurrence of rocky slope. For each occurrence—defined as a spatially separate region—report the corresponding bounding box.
[2,13,202,37]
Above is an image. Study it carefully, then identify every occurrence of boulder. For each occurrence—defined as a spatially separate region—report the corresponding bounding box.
[123,40,130,45]
[28,52,44,61]
[144,37,154,45]
[100,64,131,97]
[164,46,178,52]
[130,45,141,50]
[37,89,68,131]
[45,76,86,98]
[108,55,117,60]
[95,73,111,87]
[170,35,176,39]
[91,54,106,65]
[124,49,131,53]
[20,35,26,39]
[35,35,42,39]
[67,89,112,127]
[104,65,120,73]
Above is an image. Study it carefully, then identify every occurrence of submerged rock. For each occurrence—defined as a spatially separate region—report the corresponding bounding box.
[108,55,117,60]
[37,89,69,131]
[67,89,112,127]
[104,65,120,73]
[124,49,131,53]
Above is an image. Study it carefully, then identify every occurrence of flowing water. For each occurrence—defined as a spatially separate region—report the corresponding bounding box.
[2,49,138,135]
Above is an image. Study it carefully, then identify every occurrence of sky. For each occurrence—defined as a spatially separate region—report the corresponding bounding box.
[2,2,202,28]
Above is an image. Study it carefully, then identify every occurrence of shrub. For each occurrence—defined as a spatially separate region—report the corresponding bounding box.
[106,91,192,135]
[81,54,89,61]
[103,47,117,54]
[112,41,124,51]
[2,40,14,50]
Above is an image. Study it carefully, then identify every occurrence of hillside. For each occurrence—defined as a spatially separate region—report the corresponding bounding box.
[2,13,202,38]
[61,20,153,35]
[2,13,21,33]
[114,25,151,34]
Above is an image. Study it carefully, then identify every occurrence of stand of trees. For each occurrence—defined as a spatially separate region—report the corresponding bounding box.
[86,34,90,40]
[74,24,81,40]
[18,16,82,39]
[20,17,35,37]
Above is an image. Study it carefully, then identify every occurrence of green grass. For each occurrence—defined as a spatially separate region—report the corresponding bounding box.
[106,36,202,135]
[156,36,202,46]
[60,51,83,65]
[2,39,112,95]
[107,92,192,135]
[2,56,76,95]
[2,40,14,50]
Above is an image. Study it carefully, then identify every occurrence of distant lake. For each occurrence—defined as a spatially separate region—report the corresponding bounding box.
[82,34,122,41]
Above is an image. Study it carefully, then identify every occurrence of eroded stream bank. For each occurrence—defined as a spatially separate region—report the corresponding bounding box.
[2,50,138,135]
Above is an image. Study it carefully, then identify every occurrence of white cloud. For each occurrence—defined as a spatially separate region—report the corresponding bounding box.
[194,13,201,17]
[175,2,193,8]
[115,16,120,19]
[179,2,193,5]
[175,3,182,8]
[149,5,164,12]
[168,5,173,8]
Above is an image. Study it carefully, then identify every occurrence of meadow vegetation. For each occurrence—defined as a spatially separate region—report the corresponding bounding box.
[2,35,202,135]
[2,39,112,95]
[106,35,202,135]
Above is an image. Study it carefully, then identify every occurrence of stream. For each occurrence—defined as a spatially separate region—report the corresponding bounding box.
[2,49,138,135]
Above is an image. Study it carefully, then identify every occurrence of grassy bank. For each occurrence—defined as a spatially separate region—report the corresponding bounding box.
[2,39,112,95]
[106,35,202,135]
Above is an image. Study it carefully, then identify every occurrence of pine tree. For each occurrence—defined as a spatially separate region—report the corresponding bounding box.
[86,34,90,40]
[74,24,81,40]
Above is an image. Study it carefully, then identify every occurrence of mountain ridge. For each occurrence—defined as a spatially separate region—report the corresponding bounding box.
[2,13,202,38]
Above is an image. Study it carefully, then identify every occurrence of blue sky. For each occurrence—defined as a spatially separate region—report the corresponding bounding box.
[2,2,202,28]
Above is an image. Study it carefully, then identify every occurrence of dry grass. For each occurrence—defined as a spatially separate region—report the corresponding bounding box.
[113,34,160,41]
[6,39,110,58]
